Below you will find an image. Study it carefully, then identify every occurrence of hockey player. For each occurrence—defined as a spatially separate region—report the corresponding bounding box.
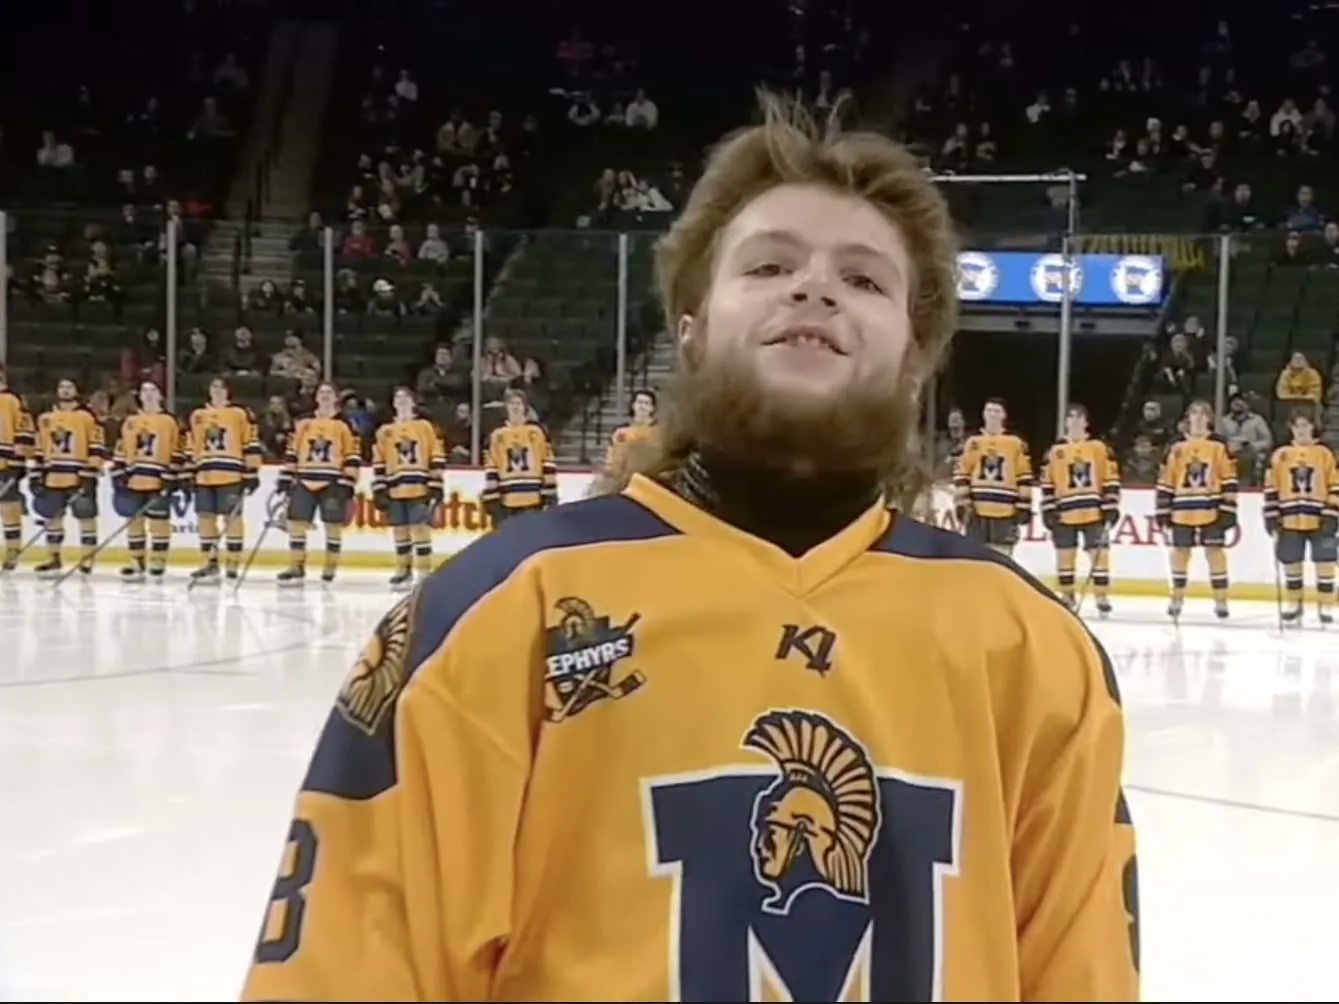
[31,378,106,577]
[1263,408,1339,624]
[952,397,1034,556]
[111,380,184,581]
[372,385,445,590]
[1156,399,1238,620]
[0,364,35,571]
[276,381,360,585]
[481,388,556,526]
[186,376,261,583]
[1039,403,1121,614]
[244,92,1138,1002]
[605,388,660,470]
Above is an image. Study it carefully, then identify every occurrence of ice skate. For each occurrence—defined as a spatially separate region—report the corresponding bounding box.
[34,557,62,579]
[277,566,306,587]
[120,562,146,583]
[190,562,221,587]
[389,569,413,591]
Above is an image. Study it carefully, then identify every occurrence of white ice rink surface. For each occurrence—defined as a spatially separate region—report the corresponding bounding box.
[1,573,1336,1003]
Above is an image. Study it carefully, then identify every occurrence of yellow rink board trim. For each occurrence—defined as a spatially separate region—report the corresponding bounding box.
[5,548,1326,603]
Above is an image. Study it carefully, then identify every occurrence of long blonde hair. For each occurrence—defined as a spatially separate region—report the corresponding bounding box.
[597,89,959,509]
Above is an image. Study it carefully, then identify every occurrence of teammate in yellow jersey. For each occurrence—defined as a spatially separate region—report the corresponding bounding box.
[0,363,36,571]
[952,397,1034,556]
[372,385,446,590]
[244,93,1138,1003]
[111,380,184,582]
[606,387,661,470]
[186,376,262,584]
[1156,400,1238,620]
[1263,408,1339,624]
[481,388,557,525]
[31,378,107,577]
[277,382,361,586]
[1039,403,1121,615]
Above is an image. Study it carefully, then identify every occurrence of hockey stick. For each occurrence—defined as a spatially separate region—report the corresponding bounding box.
[188,486,249,591]
[233,491,287,593]
[19,482,88,569]
[50,491,165,586]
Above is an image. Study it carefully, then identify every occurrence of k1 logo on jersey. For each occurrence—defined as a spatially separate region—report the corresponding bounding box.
[643,710,962,1002]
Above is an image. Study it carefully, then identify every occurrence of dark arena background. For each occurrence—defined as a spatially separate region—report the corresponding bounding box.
[0,0,1336,999]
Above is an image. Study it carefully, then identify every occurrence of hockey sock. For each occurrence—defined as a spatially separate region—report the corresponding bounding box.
[46,524,65,563]
[1317,560,1335,613]
[1207,546,1229,606]
[1284,561,1305,610]
[128,515,147,567]
[225,516,245,573]
[1093,547,1111,601]
[199,516,220,565]
[78,519,97,565]
[1170,547,1190,604]
[392,525,412,574]
[0,500,20,562]
[148,517,170,573]
[288,519,310,569]
[412,523,432,575]
[1055,547,1077,601]
[324,524,343,575]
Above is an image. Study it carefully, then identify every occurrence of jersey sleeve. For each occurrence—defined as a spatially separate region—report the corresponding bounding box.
[540,430,557,507]
[951,438,974,509]
[341,421,361,488]
[244,409,263,478]
[1217,443,1239,515]
[1326,448,1339,521]
[1101,444,1121,518]
[241,557,541,1000]
[481,430,501,506]
[1012,610,1139,1001]
[85,414,107,474]
[1014,438,1034,517]
[1038,446,1056,517]
[279,421,301,491]
[112,419,131,477]
[371,429,388,494]
[1154,446,1174,520]
[14,407,35,461]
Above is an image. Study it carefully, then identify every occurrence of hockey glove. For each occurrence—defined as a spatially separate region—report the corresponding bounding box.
[78,475,98,501]
[1041,509,1058,532]
[1217,509,1237,533]
[243,475,260,495]
[1015,506,1032,527]
[1156,511,1171,529]
[954,504,973,532]
[484,500,506,526]
[372,489,391,513]
[1322,515,1338,538]
[1265,516,1279,537]
[28,471,44,499]
[428,484,444,507]
[1104,507,1120,527]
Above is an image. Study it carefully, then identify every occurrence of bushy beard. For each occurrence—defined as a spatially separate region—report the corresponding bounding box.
[595,330,929,506]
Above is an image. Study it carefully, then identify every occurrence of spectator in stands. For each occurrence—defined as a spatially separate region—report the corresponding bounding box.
[249,279,282,313]
[413,282,443,314]
[341,219,376,262]
[443,401,473,461]
[1322,222,1339,266]
[1223,182,1265,231]
[341,390,376,446]
[394,69,419,104]
[259,395,294,462]
[1155,332,1196,394]
[384,224,412,266]
[288,370,319,418]
[271,331,321,382]
[935,407,967,480]
[141,165,165,206]
[35,130,75,169]
[1277,351,1323,406]
[1283,185,1326,232]
[163,200,199,267]
[367,278,404,320]
[626,88,659,130]
[416,344,466,408]
[418,222,450,264]
[179,328,212,374]
[214,52,249,92]
[334,269,364,313]
[1123,435,1160,484]
[290,211,325,255]
[123,327,166,389]
[1206,334,1241,399]
[1272,98,1303,137]
[1305,97,1335,149]
[568,92,601,128]
[83,253,121,310]
[1220,393,1272,483]
[1135,399,1172,450]
[517,356,548,418]
[285,279,317,318]
[1276,230,1314,265]
[224,327,265,375]
[346,184,369,222]
[478,335,522,402]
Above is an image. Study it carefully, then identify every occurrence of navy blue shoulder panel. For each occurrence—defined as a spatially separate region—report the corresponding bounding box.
[302,494,679,799]
[873,515,1123,707]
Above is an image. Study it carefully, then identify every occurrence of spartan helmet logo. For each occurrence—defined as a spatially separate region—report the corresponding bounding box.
[743,710,880,915]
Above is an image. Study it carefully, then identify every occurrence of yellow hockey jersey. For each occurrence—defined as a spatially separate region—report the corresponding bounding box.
[188,404,261,487]
[0,390,35,476]
[1264,442,1339,532]
[483,422,557,511]
[373,418,447,501]
[1040,438,1121,527]
[1155,435,1238,528]
[953,432,1034,520]
[282,416,361,491]
[606,421,660,469]
[34,406,106,488]
[113,412,183,493]
[243,475,1139,1003]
